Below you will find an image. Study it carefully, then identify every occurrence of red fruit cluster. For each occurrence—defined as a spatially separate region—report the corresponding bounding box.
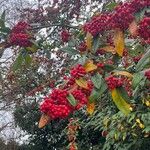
[9,21,32,47]
[78,42,87,52]
[11,21,30,33]
[138,17,150,44]
[72,90,88,109]
[83,13,111,36]
[83,0,150,36]
[40,98,71,119]
[130,0,150,12]
[70,64,86,79]
[40,89,71,119]
[61,30,70,42]
[40,89,88,119]
[110,2,135,30]
[9,33,32,47]
[105,76,123,90]
[145,70,150,80]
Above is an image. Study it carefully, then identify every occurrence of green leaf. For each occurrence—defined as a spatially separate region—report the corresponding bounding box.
[89,89,101,103]
[13,54,24,71]
[103,64,115,72]
[1,10,6,21]
[106,2,118,11]
[60,46,79,55]
[93,36,100,53]
[91,74,102,89]
[25,53,32,67]
[89,79,107,103]
[67,94,77,107]
[135,48,150,71]
[117,87,130,102]
[0,27,11,33]
[0,19,5,28]
[0,11,6,28]
[132,73,144,89]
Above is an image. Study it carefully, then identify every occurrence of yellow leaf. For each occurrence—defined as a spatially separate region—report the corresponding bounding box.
[75,78,88,89]
[111,88,131,115]
[38,114,50,128]
[129,20,138,37]
[113,71,133,78]
[87,102,95,115]
[86,32,93,51]
[145,100,150,107]
[114,29,125,57]
[136,119,145,129]
[101,46,116,54]
[84,60,97,72]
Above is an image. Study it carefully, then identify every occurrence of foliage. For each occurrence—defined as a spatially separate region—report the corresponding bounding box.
[0,0,150,150]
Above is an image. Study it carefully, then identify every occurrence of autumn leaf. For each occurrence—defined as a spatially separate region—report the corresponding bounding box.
[113,71,133,78]
[84,60,97,72]
[38,114,50,128]
[87,102,95,115]
[75,78,88,89]
[129,20,138,37]
[86,32,93,51]
[114,29,125,57]
[111,88,131,115]
[101,46,116,54]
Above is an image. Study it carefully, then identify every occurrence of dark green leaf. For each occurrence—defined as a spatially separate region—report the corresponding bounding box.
[13,54,24,71]
[91,74,102,89]
[89,79,107,103]
[135,49,150,71]
[67,94,77,107]
[0,11,6,28]
[103,64,115,72]
[1,10,6,21]
[132,73,144,89]
[0,27,11,33]
[117,87,130,102]
[93,36,100,53]
[89,89,100,103]
[60,46,79,55]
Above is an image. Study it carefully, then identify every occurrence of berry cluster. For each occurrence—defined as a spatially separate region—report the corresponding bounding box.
[138,17,150,44]
[83,13,111,36]
[11,21,30,33]
[105,76,123,90]
[145,70,150,80]
[110,2,135,30]
[61,29,70,42]
[70,64,86,79]
[72,90,88,109]
[83,0,150,36]
[130,0,150,12]
[9,21,32,47]
[40,89,71,119]
[40,88,87,119]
